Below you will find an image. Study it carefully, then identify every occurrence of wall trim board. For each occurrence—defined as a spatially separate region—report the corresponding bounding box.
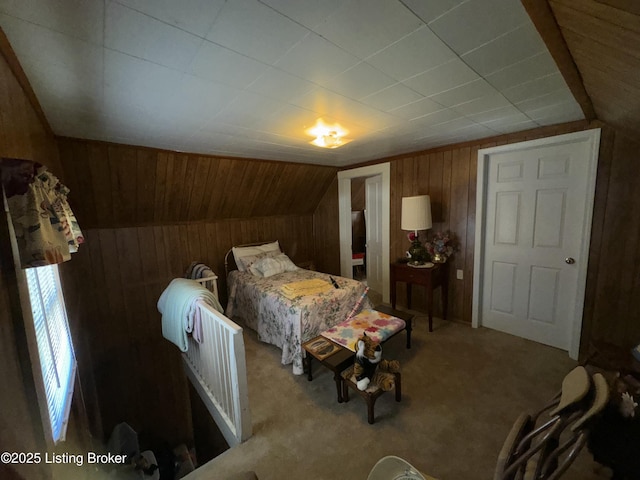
[522,0,596,120]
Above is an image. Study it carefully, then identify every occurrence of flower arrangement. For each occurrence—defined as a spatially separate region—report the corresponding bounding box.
[425,231,454,263]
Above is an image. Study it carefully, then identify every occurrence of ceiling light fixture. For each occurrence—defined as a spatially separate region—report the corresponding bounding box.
[312,131,343,148]
[306,120,352,149]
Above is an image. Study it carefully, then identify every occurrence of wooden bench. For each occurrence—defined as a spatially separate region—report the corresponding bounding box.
[303,305,412,407]
[341,366,401,424]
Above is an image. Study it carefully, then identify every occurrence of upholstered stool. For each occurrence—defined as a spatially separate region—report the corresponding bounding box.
[321,308,411,351]
[341,365,401,424]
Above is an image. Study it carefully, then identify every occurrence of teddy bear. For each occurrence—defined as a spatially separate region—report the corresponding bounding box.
[352,332,400,391]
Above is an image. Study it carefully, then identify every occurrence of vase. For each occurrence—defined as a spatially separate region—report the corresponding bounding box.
[432,252,447,263]
[408,240,426,264]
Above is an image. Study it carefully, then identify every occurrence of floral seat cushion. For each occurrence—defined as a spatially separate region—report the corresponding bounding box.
[321,309,406,352]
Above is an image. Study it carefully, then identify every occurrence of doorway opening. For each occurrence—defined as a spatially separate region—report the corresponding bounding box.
[338,163,390,305]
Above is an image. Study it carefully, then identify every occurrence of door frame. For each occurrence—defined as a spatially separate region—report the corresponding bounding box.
[472,129,601,359]
[338,163,390,303]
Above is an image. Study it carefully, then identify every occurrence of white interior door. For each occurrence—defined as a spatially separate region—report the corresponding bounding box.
[475,130,600,356]
[365,175,383,294]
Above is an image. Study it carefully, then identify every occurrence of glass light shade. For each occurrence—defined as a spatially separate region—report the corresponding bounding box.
[401,195,432,231]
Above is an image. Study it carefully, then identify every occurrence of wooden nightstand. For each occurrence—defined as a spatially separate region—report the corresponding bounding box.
[390,262,448,332]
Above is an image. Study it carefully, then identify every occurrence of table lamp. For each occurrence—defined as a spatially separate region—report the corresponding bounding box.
[401,195,432,266]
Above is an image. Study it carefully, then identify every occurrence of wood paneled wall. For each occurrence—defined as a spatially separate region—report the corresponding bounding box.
[315,120,595,324]
[313,178,341,276]
[58,215,315,445]
[549,0,640,140]
[580,128,640,354]
[0,27,65,480]
[0,29,60,173]
[351,177,366,211]
[57,138,337,228]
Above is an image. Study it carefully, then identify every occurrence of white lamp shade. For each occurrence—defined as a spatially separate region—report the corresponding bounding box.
[401,195,432,231]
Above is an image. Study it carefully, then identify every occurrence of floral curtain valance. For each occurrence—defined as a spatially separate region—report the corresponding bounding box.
[1,158,84,269]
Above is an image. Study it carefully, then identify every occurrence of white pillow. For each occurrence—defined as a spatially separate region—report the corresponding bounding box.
[237,251,278,271]
[232,241,281,272]
[250,253,299,278]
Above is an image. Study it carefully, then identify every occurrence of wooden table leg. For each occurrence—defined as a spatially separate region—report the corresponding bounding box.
[427,285,433,332]
[406,284,412,310]
[306,355,313,381]
[334,372,344,403]
[391,276,397,308]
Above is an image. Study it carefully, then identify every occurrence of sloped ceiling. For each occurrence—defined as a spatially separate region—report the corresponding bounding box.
[548,0,640,139]
[0,0,586,167]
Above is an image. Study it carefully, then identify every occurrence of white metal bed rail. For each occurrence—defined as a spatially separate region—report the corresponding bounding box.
[182,300,251,447]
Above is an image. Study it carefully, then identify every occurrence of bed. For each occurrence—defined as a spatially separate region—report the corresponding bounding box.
[224,241,372,375]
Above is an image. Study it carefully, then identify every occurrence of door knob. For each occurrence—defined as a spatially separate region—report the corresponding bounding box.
[565,257,575,264]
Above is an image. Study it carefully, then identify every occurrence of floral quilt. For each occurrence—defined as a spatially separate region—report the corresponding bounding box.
[320,310,406,352]
[226,269,371,375]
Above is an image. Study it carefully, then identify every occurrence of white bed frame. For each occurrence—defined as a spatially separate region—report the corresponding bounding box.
[182,276,251,447]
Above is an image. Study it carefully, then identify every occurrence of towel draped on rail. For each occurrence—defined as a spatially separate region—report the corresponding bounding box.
[157,278,223,352]
[185,261,215,280]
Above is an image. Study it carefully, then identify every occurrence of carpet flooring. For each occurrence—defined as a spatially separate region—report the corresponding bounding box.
[188,310,612,480]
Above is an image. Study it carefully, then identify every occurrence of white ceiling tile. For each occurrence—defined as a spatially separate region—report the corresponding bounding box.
[167,75,241,120]
[333,103,404,132]
[213,91,287,127]
[403,58,479,97]
[365,25,457,81]
[260,0,344,30]
[21,57,103,112]
[314,0,423,59]
[246,67,316,102]
[491,119,539,134]
[325,62,396,100]
[416,117,477,139]
[429,0,529,55]
[1,0,103,43]
[115,0,225,37]
[360,83,424,111]
[400,0,465,24]
[103,50,183,115]
[105,2,203,70]
[388,97,444,120]
[206,0,308,65]
[293,88,351,115]
[275,33,359,85]
[477,111,531,130]
[409,108,461,127]
[466,105,523,124]
[262,105,323,138]
[461,22,547,76]
[525,100,584,125]
[188,41,267,88]
[485,51,559,91]
[429,79,498,107]
[501,73,569,104]
[0,0,585,166]
[515,89,577,115]
[452,92,511,116]
[0,14,102,74]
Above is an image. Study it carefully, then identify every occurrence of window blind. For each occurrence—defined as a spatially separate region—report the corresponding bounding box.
[25,265,76,444]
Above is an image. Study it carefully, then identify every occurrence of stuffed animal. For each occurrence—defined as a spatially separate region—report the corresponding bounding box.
[353,332,400,391]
